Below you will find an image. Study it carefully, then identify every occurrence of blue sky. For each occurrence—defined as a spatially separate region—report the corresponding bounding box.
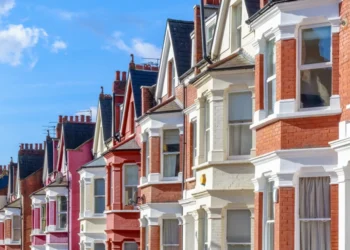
[0,0,198,164]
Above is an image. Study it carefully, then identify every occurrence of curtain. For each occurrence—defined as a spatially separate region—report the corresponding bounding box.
[164,154,179,177]
[228,92,252,123]
[125,165,138,186]
[300,177,330,250]
[227,210,251,243]
[163,219,179,250]
[229,124,252,156]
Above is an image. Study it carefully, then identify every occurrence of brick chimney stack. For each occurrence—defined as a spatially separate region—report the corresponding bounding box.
[80,115,85,122]
[56,115,63,139]
[194,5,203,67]
[204,0,221,5]
[260,0,268,9]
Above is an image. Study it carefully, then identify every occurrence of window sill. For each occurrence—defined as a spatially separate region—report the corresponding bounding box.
[251,107,342,130]
[139,173,183,188]
[104,209,139,214]
[185,177,196,182]
[193,159,251,171]
[78,214,106,220]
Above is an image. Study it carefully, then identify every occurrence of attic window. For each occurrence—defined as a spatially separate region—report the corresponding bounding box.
[232,3,242,51]
[206,24,215,52]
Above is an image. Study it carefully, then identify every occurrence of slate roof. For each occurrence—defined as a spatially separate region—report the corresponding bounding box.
[99,96,113,142]
[113,138,140,151]
[208,49,255,70]
[168,19,194,77]
[0,175,8,190]
[245,0,260,17]
[18,151,44,179]
[129,69,158,118]
[147,99,183,114]
[81,156,106,168]
[63,122,95,150]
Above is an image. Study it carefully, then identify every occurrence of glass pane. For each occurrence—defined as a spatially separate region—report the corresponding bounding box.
[227,210,251,242]
[124,186,138,205]
[266,40,276,78]
[94,243,106,250]
[235,4,242,26]
[164,154,179,177]
[94,179,105,196]
[203,212,208,244]
[125,165,139,186]
[59,214,67,229]
[13,216,20,228]
[95,197,105,213]
[205,100,210,129]
[267,182,274,220]
[192,121,197,167]
[59,196,67,212]
[229,92,252,122]
[146,133,150,176]
[163,247,179,250]
[228,245,251,250]
[164,130,180,152]
[267,79,276,115]
[300,68,332,108]
[300,221,330,250]
[301,26,331,65]
[266,222,274,250]
[13,229,20,241]
[41,205,46,230]
[163,219,179,244]
[229,124,252,156]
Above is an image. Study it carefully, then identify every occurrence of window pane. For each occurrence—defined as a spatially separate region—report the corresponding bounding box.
[301,26,331,65]
[228,246,250,250]
[13,229,20,241]
[146,133,150,176]
[164,130,180,152]
[13,216,20,228]
[59,214,67,229]
[124,186,138,205]
[59,196,67,212]
[94,179,105,196]
[95,197,105,213]
[229,93,252,122]
[125,165,139,186]
[265,221,274,250]
[266,40,276,78]
[227,210,251,243]
[94,243,105,250]
[235,4,242,26]
[267,182,274,221]
[164,154,179,177]
[203,212,208,244]
[267,79,276,115]
[41,205,46,230]
[229,124,252,156]
[300,68,332,108]
[124,242,138,250]
[192,121,197,167]
[163,219,179,245]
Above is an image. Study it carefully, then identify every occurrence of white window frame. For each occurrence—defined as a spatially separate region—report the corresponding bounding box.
[231,2,242,51]
[161,218,180,250]
[191,119,197,177]
[227,91,253,158]
[94,178,105,214]
[162,129,180,179]
[57,196,67,230]
[206,23,216,52]
[12,215,20,242]
[297,23,333,111]
[145,133,150,178]
[263,180,275,250]
[226,209,252,249]
[265,38,276,116]
[41,203,47,232]
[204,99,210,162]
[80,179,85,217]
[123,164,139,206]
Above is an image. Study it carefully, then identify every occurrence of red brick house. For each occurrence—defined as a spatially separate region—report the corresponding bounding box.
[104,60,158,250]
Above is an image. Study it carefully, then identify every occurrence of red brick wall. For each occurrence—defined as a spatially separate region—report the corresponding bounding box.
[4,219,10,240]
[274,187,295,250]
[141,88,154,115]
[276,39,296,101]
[332,33,340,95]
[186,84,197,107]
[194,6,203,65]
[331,184,338,250]
[0,222,3,240]
[140,227,146,250]
[254,192,263,250]
[256,116,339,156]
[5,246,20,250]
[175,85,184,104]
[149,137,160,173]
[149,226,160,250]
[204,0,220,5]
[255,54,264,111]
[141,184,182,203]
[260,0,268,9]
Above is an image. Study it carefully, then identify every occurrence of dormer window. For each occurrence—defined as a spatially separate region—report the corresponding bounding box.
[206,23,215,52]
[232,3,242,50]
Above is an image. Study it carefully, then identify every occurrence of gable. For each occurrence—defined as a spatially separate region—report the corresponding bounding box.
[120,80,136,137]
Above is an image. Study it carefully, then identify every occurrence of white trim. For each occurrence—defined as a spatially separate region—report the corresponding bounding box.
[346,104,350,110]
[104,210,139,214]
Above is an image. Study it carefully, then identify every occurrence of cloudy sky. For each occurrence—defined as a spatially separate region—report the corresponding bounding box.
[0,0,197,164]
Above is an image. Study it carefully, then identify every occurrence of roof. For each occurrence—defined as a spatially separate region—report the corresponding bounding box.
[168,19,194,77]
[245,0,260,17]
[63,122,95,150]
[46,137,54,174]
[6,198,20,208]
[147,99,182,114]
[81,156,106,168]
[18,151,44,179]
[99,96,113,142]
[129,69,158,118]
[0,175,8,190]
[116,138,140,150]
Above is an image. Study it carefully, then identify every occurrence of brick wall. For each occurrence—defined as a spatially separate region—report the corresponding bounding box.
[332,33,340,95]
[255,54,264,111]
[4,219,10,240]
[140,227,146,250]
[256,115,339,156]
[274,187,294,250]
[0,222,3,240]
[186,84,197,107]
[149,137,160,173]
[194,6,203,65]
[276,39,296,101]
[175,85,184,104]
[254,192,263,250]
[149,226,160,250]
[141,88,154,115]
[260,0,267,9]
[141,184,182,203]
[331,184,338,250]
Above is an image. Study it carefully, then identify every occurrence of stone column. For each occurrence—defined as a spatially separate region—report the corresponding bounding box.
[192,210,203,250]
[148,217,160,250]
[182,214,195,250]
[206,208,222,250]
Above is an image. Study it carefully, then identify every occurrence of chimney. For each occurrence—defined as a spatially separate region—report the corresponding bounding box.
[39,144,43,150]
[86,116,91,123]
[20,144,24,150]
[25,143,29,150]
[63,116,68,122]
[260,0,268,8]
[30,144,33,150]
[69,116,73,122]
[59,115,63,123]
[204,0,221,5]
[0,166,2,175]
[75,116,79,122]
[80,115,85,123]
[35,143,38,150]
[194,5,203,65]
[116,71,121,81]
[129,54,135,69]
[122,71,127,81]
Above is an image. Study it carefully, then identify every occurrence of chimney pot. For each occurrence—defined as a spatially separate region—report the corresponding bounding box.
[30,144,33,150]
[69,116,73,122]
[59,115,63,123]
[122,71,127,81]
[25,143,28,150]
[86,116,91,123]
[80,115,85,122]
[116,71,121,81]
[63,116,68,122]
[39,144,43,150]
[35,144,38,150]
[20,144,24,150]
[75,116,79,122]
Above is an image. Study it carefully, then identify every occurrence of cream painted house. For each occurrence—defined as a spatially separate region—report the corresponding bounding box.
[180,0,258,249]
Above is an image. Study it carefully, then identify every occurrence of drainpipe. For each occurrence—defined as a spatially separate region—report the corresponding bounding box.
[200,0,213,65]
[182,83,187,193]
[112,93,116,146]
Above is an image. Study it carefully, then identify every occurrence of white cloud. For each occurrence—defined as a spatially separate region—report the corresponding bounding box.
[0,24,47,66]
[28,55,38,70]
[0,0,15,17]
[110,31,161,59]
[56,10,82,21]
[51,40,67,53]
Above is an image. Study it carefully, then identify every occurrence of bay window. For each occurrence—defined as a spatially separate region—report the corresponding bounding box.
[12,215,20,241]
[204,100,210,162]
[266,39,276,115]
[232,3,242,50]
[41,204,46,232]
[228,92,252,156]
[299,177,330,250]
[124,242,137,250]
[57,196,67,229]
[227,210,251,250]
[264,182,274,250]
[162,219,179,250]
[124,165,138,206]
[163,130,180,177]
[94,179,105,214]
[300,25,332,109]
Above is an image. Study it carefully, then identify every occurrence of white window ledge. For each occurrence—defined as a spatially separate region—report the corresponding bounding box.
[138,179,182,189]
[78,215,106,221]
[139,173,183,188]
[193,159,251,171]
[104,210,139,214]
[185,177,196,182]
[251,108,342,130]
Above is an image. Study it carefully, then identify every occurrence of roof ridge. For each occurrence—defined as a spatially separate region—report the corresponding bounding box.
[167,18,194,24]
